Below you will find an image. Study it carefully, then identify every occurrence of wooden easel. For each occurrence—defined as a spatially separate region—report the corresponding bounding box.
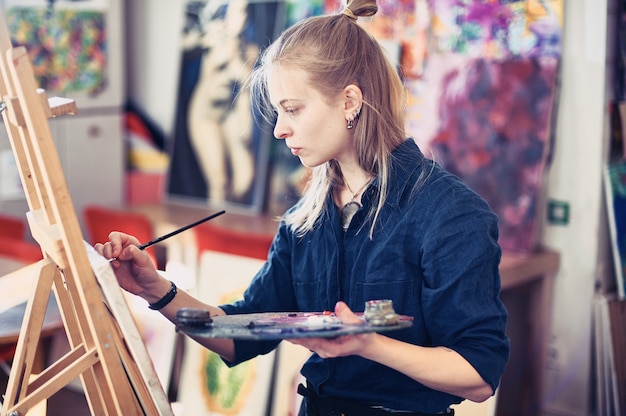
[0,10,173,416]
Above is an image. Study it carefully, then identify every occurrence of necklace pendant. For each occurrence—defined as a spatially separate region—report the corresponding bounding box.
[340,201,361,230]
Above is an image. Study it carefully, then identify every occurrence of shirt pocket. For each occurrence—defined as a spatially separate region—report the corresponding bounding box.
[354,277,417,318]
[293,280,323,311]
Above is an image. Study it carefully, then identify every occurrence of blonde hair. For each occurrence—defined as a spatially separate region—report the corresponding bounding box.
[249,0,407,238]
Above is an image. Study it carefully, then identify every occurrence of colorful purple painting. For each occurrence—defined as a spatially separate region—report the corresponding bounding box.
[407,0,563,252]
[425,0,562,58]
[429,56,559,251]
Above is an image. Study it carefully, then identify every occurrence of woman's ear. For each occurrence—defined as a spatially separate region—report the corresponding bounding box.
[343,84,363,116]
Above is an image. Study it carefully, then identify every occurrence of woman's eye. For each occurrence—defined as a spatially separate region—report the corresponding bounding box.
[285,107,299,115]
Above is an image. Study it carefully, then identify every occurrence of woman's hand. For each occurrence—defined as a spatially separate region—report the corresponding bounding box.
[290,301,493,401]
[288,301,374,358]
[94,231,162,299]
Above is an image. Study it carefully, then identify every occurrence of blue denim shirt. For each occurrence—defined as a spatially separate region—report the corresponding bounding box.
[221,138,509,413]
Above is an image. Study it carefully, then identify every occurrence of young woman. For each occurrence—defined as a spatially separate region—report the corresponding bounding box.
[96,1,509,414]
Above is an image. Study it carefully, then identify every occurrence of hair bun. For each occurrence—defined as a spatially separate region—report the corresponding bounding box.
[341,7,358,20]
[342,0,378,20]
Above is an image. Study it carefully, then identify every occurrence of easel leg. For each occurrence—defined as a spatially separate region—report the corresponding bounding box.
[51,266,114,415]
[4,260,56,408]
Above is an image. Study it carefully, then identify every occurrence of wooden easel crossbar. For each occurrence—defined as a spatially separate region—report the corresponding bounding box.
[0,10,173,416]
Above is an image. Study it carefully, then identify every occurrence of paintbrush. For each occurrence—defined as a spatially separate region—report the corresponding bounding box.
[108,209,226,261]
[137,209,226,250]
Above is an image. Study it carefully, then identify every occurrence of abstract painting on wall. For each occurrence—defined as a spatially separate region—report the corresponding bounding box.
[5,0,109,98]
[167,0,282,212]
[426,54,560,252]
[406,0,564,252]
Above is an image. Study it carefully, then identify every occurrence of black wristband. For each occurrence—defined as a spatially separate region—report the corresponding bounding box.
[148,280,177,310]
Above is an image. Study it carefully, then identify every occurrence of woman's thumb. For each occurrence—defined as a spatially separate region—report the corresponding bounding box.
[334,301,363,325]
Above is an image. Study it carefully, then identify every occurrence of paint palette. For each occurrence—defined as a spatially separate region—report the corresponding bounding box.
[174,308,413,340]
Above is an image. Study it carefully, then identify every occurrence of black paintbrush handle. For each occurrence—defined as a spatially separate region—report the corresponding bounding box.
[137,210,226,250]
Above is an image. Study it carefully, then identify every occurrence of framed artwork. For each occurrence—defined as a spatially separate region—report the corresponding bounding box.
[167,0,283,213]
[4,0,124,109]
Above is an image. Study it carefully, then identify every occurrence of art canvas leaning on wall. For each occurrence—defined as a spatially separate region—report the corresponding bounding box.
[406,0,563,252]
[167,0,282,212]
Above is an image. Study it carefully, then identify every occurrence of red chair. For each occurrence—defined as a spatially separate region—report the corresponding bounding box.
[0,216,43,362]
[193,222,273,261]
[0,237,43,263]
[83,205,158,266]
[0,214,43,263]
[0,214,26,240]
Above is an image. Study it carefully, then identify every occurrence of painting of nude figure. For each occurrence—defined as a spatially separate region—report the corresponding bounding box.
[167,0,282,212]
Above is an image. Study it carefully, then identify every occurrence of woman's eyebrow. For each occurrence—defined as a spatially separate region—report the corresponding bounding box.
[277,98,303,108]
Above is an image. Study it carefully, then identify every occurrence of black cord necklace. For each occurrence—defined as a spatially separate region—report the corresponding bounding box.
[339,177,372,231]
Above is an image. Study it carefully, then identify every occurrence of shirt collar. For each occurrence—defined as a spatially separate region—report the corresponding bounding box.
[326,138,426,211]
[384,138,426,207]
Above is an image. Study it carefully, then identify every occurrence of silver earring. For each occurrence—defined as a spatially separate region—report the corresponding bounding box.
[347,118,354,129]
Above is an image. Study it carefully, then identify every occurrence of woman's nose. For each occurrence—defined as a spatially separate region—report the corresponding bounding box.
[273,116,290,139]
